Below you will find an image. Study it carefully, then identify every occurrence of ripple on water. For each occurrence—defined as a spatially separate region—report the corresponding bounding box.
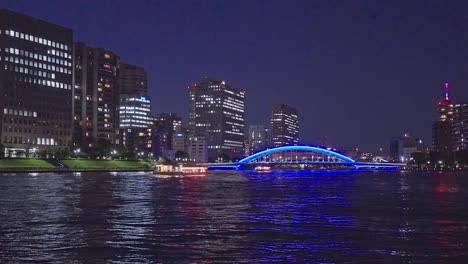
[0,171,467,262]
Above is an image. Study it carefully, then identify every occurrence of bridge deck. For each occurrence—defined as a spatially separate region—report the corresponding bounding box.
[206,162,404,171]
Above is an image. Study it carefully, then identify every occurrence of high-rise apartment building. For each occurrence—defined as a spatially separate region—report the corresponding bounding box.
[247,125,271,154]
[452,102,468,151]
[432,83,453,155]
[188,78,245,161]
[73,43,120,149]
[0,9,73,156]
[270,104,299,147]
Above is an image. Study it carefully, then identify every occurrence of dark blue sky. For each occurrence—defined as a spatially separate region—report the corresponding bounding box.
[4,0,468,152]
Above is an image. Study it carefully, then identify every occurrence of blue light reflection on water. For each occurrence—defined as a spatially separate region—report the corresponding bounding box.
[0,171,467,262]
[243,171,356,262]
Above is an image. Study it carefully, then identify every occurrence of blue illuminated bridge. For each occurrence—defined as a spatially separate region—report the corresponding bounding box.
[207,146,404,171]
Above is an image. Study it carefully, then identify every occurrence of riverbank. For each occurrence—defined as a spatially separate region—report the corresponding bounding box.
[0,167,153,173]
[0,159,154,173]
[0,159,55,168]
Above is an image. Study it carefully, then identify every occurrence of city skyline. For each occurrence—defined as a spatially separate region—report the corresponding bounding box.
[3,1,468,152]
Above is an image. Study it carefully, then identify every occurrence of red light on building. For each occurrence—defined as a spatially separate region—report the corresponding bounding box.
[438,101,443,106]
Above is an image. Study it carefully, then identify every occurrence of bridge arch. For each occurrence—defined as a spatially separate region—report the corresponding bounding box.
[238,145,356,164]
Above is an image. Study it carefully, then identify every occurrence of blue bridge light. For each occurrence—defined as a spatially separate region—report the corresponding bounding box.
[238,145,356,164]
[207,145,402,171]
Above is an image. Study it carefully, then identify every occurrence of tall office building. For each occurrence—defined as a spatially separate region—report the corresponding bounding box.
[117,63,151,152]
[452,102,468,151]
[0,9,73,155]
[188,77,245,160]
[270,103,299,146]
[432,82,453,155]
[247,125,271,154]
[119,63,147,96]
[119,96,153,151]
[73,42,120,149]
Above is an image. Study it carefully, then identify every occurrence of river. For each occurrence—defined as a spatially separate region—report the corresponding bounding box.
[0,171,467,263]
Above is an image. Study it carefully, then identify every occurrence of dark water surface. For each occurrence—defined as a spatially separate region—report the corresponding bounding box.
[1,171,468,263]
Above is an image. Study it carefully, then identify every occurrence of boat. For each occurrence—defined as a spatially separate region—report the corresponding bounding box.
[154,164,208,176]
[254,165,271,171]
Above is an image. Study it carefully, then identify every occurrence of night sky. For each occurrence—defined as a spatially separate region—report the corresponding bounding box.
[3,0,468,153]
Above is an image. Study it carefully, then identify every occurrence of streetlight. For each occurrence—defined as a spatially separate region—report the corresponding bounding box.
[110,150,118,159]
[74,148,80,158]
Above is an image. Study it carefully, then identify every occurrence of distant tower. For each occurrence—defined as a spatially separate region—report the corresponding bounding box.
[445,82,450,101]
[432,82,453,156]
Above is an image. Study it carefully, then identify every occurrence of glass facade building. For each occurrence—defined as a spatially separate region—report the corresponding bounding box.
[119,96,152,129]
[119,96,153,152]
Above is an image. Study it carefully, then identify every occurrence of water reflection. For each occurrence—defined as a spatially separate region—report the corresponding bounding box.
[0,171,467,262]
[244,172,356,262]
[0,173,83,262]
[431,172,465,262]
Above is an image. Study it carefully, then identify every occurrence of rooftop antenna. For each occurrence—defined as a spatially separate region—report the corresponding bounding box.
[445,82,450,101]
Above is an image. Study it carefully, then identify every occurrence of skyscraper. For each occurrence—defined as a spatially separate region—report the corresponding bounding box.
[73,43,120,149]
[117,62,152,153]
[432,82,453,156]
[270,103,299,147]
[188,78,245,161]
[247,125,271,154]
[452,102,468,151]
[0,9,73,156]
